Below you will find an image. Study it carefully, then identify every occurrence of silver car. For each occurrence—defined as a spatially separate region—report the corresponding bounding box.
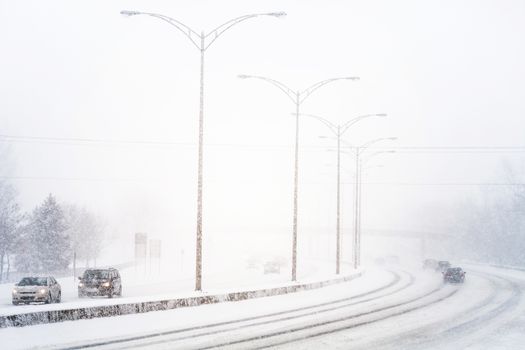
[12,276,62,305]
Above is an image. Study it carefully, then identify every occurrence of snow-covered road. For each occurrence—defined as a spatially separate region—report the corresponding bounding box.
[1,264,524,349]
[0,259,336,317]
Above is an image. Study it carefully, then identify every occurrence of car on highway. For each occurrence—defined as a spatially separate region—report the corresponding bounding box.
[12,276,61,305]
[437,260,451,272]
[423,259,439,270]
[443,267,466,283]
[78,268,122,298]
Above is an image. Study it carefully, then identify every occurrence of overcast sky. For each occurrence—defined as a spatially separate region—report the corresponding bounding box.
[1,0,524,263]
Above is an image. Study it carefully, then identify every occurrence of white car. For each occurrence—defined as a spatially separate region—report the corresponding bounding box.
[12,276,61,305]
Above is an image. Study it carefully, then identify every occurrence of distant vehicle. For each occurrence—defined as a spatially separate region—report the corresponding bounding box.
[263,261,281,274]
[78,268,122,298]
[246,256,261,270]
[443,267,466,283]
[12,276,61,305]
[423,259,439,270]
[438,261,451,272]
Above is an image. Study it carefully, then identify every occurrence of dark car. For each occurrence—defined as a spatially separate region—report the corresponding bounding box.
[78,268,122,298]
[12,276,61,305]
[443,267,466,283]
[437,260,451,272]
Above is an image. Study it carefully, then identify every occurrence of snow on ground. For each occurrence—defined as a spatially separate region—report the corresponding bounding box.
[0,267,414,349]
[1,263,524,350]
[273,264,525,350]
[0,257,350,317]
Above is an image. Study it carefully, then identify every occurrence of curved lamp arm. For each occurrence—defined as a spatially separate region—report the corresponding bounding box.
[238,74,297,104]
[121,10,201,50]
[340,113,387,135]
[299,77,359,105]
[204,12,286,50]
[359,137,397,152]
[121,11,286,52]
[297,113,338,136]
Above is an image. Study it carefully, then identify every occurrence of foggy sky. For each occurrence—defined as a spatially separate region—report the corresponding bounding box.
[1,0,524,253]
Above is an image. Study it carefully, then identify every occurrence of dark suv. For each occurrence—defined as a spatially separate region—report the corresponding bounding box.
[443,267,466,284]
[78,268,122,298]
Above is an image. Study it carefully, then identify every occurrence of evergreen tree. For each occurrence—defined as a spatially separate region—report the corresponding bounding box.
[0,183,22,281]
[64,204,105,268]
[17,194,71,272]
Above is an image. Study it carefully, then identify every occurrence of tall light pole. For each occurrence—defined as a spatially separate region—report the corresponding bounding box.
[300,113,387,274]
[353,138,396,268]
[238,75,359,281]
[121,10,286,291]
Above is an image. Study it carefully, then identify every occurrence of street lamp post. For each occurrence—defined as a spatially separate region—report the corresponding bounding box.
[121,10,286,291]
[300,113,387,274]
[353,138,396,268]
[238,75,359,281]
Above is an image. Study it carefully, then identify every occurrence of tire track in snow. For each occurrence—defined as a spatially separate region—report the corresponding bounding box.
[336,267,523,350]
[193,281,456,350]
[56,270,406,350]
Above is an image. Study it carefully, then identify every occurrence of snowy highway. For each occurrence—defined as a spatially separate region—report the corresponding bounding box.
[2,264,524,349]
[0,259,335,317]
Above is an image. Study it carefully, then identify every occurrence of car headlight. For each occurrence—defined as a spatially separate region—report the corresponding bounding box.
[39,288,47,294]
[102,282,110,287]
[12,289,17,294]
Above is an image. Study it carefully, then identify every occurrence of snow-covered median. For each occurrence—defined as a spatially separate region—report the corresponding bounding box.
[0,270,362,328]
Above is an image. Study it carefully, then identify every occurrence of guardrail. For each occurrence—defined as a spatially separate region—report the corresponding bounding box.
[0,271,362,328]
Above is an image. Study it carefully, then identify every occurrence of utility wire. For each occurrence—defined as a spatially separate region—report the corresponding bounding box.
[2,134,525,153]
[1,176,524,186]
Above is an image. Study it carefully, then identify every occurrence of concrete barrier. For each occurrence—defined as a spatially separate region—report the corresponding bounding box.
[0,272,362,328]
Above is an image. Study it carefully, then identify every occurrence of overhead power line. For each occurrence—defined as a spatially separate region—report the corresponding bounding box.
[2,134,525,152]
[1,175,524,187]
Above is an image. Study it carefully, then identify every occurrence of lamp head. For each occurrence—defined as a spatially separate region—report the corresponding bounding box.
[376,113,388,117]
[238,74,251,79]
[120,10,140,17]
[266,12,287,18]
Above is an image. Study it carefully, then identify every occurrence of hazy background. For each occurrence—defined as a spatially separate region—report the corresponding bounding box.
[1,0,524,272]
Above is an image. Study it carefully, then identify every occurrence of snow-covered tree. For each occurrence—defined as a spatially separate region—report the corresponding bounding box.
[451,164,525,265]
[16,194,71,272]
[0,183,22,281]
[64,204,105,268]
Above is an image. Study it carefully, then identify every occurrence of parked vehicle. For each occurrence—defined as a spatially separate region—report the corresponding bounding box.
[12,276,61,305]
[437,260,451,272]
[78,268,122,298]
[443,267,466,283]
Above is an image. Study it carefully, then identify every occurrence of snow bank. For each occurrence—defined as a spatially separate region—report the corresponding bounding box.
[0,271,362,328]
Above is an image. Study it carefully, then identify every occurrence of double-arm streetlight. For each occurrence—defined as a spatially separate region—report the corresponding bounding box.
[353,138,397,268]
[238,75,359,281]
[300,113,387,274]
[121,10,286,291]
